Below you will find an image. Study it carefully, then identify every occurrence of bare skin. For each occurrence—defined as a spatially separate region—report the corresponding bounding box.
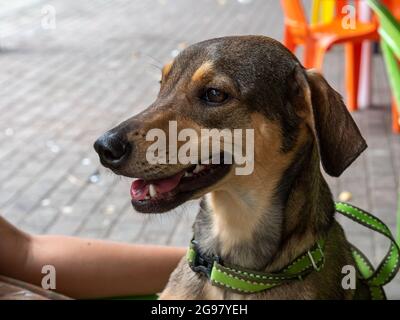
[0,216,185,299]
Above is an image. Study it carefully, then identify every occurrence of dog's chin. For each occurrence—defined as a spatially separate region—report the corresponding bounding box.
[130,163,232,214]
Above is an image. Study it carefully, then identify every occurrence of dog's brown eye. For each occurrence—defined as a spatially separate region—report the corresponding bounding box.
[202,88,228,105]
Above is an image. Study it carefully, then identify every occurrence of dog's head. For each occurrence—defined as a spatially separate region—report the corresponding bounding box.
[94,36,366,213]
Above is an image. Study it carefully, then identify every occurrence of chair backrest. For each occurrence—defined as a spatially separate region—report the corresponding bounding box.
[312,0,335,24]
[280,0,308,27]
[282,0,362,26]
[382,0,400,20]
[335,0,365,19]
[335,0,349,17]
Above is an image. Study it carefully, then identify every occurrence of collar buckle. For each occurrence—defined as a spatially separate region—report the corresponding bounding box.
[190,240,220,279]
[307,242,324,272]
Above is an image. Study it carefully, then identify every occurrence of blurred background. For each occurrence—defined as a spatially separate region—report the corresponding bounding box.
[0,0,399,297]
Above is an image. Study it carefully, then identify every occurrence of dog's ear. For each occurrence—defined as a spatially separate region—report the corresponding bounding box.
[290,66,367,177]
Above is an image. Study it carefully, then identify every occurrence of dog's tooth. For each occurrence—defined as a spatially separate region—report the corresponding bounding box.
[149,184,157,198]
[184,172,193,178]
[145,196,150,200]
[193,165,205,174]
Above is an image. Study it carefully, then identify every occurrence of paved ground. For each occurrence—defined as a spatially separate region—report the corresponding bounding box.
[0,0,399,298]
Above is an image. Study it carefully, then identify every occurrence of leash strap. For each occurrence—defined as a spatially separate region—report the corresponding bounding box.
[187,239,325,294]
[335,202,400,299]
[335,202,400,285]
[349,243,386,300]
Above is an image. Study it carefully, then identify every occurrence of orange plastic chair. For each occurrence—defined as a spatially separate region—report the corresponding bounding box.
[281,0,379,111]
[384,0,400,20]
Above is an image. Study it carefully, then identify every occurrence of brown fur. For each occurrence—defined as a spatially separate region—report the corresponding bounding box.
[191,61,214,83]
[162,61,174,80]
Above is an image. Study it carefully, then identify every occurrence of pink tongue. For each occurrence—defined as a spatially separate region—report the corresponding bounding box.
[130,180,149,201]
[130,172,184,201]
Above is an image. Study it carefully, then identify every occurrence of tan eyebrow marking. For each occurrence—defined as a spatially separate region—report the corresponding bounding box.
[191,61,214,82]
[162,61,174,79]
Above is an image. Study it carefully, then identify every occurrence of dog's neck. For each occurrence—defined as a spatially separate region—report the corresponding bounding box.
[193,141,334,271]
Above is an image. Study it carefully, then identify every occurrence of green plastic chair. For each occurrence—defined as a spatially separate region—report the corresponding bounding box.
[367,0,400,133]
[367,0,400,243]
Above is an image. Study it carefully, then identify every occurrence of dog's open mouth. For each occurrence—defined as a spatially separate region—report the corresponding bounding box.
[130,156,231,213]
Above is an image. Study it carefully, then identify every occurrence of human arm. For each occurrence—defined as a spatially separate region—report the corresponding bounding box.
[0,216,185,299]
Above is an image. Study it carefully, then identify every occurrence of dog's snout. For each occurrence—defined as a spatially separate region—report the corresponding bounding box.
[94,133,130,168]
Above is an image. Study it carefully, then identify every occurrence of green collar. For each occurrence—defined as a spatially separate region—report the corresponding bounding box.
[187,238,325,294]
[187,202,400,298]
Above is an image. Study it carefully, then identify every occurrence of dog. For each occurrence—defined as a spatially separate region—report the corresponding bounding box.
[94,35,370,299]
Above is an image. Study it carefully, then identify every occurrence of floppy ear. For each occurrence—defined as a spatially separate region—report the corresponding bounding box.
[292,67,367,177]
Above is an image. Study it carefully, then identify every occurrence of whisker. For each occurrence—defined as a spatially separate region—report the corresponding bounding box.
[143,54,163,70]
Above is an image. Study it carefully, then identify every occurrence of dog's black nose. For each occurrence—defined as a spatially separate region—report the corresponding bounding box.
[94,133,130,168]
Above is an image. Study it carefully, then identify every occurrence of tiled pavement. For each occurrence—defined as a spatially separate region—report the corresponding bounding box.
[0,0,399,297]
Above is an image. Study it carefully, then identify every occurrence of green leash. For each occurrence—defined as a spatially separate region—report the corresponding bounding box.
[336,202,400,300]
[187,202,400,299]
